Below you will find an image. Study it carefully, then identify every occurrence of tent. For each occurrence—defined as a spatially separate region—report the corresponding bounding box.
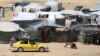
[0,22,21,32]
[78,24,100,44]
[55,13,64,19]
[0,22,23,42]
[91,11,100,25]
[12,12,64,28]
[60,10,82,15]
[60,10,91,16]
[27,20,63,31]
[12,12,37,21]
[92,11,100,15]
[24,3,45,12]
[14,6,23,16]
[12,12,40,28]
[36,12,64,27]
[36,11,64,20]
[45,0,62,12]
[24,12,64,31]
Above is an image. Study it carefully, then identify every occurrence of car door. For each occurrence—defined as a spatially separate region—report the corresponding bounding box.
[32,44,38,51]
[29,41,38,51]
[20,41,32,51]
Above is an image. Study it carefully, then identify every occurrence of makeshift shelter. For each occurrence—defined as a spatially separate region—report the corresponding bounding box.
[12,12,64,42]
[12,12,41,28]
[55,13,64,19]
[27,20,63,31]
[0,22,23,42]
[36,12,64,25]
[74,6,92,14]
[12,12,64,28]
[24,3,45,13]
[36,11,64,22]
[92,11,100,25]
[23,12,64,42]
[81,8,92,14]
[56,19,65,26]
[39,12,64,25]
[58,10,78,26]
[39,12,55,23]
[78,24,100,45]
[45,0,62,12]
[22,12,64,31]
[25,19,64,42]
[60,10,84,16]
[14,2,30,15]
[14,6,23,15]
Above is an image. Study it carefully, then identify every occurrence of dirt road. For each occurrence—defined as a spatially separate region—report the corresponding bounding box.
[0,42,100,56]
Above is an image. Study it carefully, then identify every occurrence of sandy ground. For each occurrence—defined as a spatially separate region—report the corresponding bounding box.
[0,42,100,56]
[0,0,99,9]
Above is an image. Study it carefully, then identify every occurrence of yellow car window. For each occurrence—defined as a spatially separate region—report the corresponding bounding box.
[20,41,28,44]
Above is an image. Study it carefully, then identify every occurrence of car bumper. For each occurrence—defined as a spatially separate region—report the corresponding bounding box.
[9,47,18,51]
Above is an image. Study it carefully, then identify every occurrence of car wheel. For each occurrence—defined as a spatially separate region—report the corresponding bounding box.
[17,47,23,52]
[39,47,45,52]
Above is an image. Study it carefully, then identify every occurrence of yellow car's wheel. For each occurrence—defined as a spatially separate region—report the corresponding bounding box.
[17,47,23,52]
[39,47,45,52]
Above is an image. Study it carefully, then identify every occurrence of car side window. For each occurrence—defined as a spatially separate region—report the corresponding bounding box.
[20,41,28,44]
[29,40,36,44]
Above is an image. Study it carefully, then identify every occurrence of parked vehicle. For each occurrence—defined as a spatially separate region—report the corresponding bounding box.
[9,40,49,52]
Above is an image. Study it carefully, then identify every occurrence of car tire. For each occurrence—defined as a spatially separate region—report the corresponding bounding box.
[39,47,45,52]
[17,47,23,52]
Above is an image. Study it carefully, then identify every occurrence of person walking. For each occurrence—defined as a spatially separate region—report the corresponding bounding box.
[10,36,16,46]
[64,41,77,49]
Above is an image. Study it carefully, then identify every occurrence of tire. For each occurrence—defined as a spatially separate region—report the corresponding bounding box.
[17,47,23,52]
[39,47,45,52]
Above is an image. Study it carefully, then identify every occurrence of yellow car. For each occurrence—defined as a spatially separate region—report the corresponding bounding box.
[9,40,49,52]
